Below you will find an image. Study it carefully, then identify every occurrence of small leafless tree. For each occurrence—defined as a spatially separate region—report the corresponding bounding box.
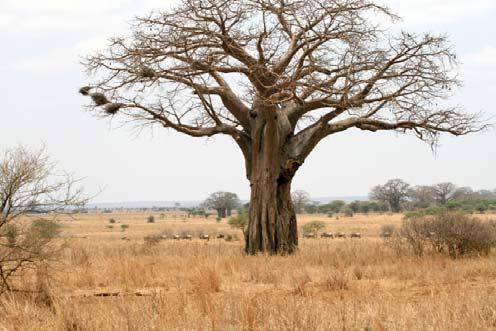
[202,191,241,218]
[291,190,311,214]
[370,179,410,212]
[0,146,86,293]
[81,0,486,254]
[432,182,457,204]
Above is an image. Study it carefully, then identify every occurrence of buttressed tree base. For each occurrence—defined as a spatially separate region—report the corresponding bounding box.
[80,0,484,255]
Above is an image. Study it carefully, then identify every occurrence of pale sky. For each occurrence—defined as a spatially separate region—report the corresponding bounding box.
[1,0,495,202]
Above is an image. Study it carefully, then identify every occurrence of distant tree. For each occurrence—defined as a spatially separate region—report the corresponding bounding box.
[81,0,485,254]
[304,204,319,214]
[320,200,346,214]
[347,200,372,214]
[368,201,389,213]
[291,190,311,214]
[343,208,354,217]
[0,146,85,293]
[477,190,494,199]
[349,201,366,213]
[409,185,436,208]
[432,182,457,204]
[370,179,410,212]
[203,192,241,218]
[360,201,371,214]
[451,186,475,201]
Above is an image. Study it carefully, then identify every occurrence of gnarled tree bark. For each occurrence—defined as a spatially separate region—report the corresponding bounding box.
[245,102,300,254]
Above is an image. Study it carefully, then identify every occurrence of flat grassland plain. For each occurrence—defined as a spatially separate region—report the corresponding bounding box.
[1,212,496,330]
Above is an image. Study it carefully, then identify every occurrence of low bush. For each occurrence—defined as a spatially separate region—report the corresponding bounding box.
[0,219,62,293]
[392,213,496,258]
[343,208,354,217]
[144,234,162,245]
[228,210,248,234]
[30,219,61,240]
[380,224,396,238]
[301,221,326,233]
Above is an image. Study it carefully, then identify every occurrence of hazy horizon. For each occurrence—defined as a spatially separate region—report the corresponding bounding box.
[1,0,495,203]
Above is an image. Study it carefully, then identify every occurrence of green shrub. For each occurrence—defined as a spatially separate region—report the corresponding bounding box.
[302,220,326,233]
[147,215,155,223]
[121,224,130,232]
[109,218,116,224]
[228,210,248,234]
[343,208,354,217]
[30,220,61,240]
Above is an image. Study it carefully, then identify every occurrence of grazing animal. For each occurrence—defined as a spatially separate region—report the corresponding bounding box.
[335,232,346,238]
[303,232,317,238]
[216,234,225,239]
[321,232,334,239]
[350,232,361,238]
[160,235,167,240]
[173,234,180,240]
[182,234,192,240]
[199,234,210,241]
[121,237,130,241]
[382,232,392,238]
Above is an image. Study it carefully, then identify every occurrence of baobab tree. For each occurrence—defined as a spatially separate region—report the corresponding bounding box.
[202,191,241,218]
[408,185,435,208]
[370,179,410,212]
[432,182,457,204]
[80,0,484,254]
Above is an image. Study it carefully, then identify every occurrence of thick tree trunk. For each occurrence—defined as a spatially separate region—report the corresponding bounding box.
[246,176,298,254]
[244,102,300,255]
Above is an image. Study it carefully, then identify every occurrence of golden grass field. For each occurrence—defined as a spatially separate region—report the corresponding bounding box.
[1,212,496,330]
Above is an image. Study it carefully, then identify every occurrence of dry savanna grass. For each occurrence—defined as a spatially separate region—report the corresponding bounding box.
[1,212,496,330]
